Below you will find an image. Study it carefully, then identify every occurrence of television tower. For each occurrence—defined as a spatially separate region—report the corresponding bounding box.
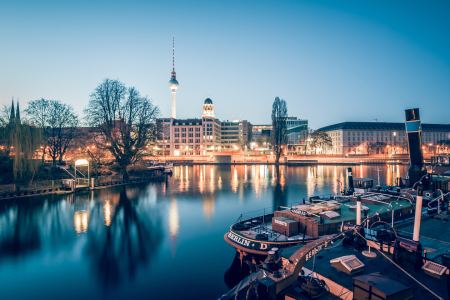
[168,36,179,118]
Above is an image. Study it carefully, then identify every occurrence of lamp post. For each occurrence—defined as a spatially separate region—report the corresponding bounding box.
[74,158,90,190]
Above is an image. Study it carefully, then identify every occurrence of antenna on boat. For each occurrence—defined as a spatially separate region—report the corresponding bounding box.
[376,166,382,190]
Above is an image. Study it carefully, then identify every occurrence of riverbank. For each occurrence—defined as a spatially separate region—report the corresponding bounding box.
[0,175,166,201]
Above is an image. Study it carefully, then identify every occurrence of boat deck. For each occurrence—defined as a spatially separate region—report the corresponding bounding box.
[242,223,312,242]
[395,217,450,260]
[302,241,449,300]
[302,198,414,224]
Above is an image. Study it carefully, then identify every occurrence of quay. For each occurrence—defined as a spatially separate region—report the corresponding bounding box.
[0,174,166,201]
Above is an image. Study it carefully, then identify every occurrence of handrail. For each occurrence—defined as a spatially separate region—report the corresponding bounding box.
[60,167,75,178]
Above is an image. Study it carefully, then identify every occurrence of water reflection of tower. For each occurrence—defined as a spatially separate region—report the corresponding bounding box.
[169,197,179,256]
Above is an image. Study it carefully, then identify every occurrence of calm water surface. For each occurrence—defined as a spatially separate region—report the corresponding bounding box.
[0,165,407,300]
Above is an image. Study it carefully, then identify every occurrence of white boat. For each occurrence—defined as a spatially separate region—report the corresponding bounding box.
[148,162,173,172]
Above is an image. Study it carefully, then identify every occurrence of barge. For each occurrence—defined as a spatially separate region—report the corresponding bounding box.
[220,108,450,300]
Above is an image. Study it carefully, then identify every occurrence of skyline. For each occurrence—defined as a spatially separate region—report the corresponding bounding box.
[1,0,450,129]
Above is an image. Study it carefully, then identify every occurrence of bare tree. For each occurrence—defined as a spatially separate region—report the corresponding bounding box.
[271,97,287,163]
[84,79,159,180]
[46,101,79,165]
[25,99,50,161]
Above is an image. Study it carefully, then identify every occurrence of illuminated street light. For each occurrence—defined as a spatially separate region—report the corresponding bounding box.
[74,159,90,189]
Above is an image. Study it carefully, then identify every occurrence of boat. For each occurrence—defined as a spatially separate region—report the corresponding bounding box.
[220,108,450,300]
[224,108,450,262]
[220,218,450,300]
[147,161,173,173]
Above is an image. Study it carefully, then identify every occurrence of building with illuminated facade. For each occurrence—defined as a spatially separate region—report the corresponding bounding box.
[318,122,450,155]
[251,118,308,152]
[157,97,251,156]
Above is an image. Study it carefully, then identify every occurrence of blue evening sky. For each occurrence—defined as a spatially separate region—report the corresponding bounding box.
[1,0,449,129]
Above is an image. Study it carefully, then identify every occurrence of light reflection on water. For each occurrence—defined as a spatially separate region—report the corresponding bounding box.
[0,165,408,300]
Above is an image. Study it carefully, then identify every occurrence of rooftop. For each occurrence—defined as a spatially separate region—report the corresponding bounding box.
[318,122,450,132]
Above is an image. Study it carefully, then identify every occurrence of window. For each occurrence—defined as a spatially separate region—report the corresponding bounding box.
[189,128,193,132]
[189,139,193,143]
[189,133,193,137]
[196,133,200,137]
[175,145,179,149]
[182,133,186,137]
[196,128,200,132]
[196,139,200,143]
[182,139,186,143]
[175,128,179,132]
[182,128,186,132]
[175,133,179,137]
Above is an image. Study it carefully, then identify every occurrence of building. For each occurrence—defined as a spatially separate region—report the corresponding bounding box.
[220,120,250,150]
[285,117,308,153]
[317,122,450,155]
[251,118,308,152]
[252,124,272,142]
[157,98,251,156]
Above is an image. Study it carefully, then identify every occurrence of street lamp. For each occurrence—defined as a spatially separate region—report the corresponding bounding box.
[75,158,90,189]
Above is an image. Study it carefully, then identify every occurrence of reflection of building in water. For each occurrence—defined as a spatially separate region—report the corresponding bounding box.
[202,196,215,221]
[231,167,238,193]
[169,197,179,255]
[104,201,112,227]
[199,166,205,193]
[74,210,89,233]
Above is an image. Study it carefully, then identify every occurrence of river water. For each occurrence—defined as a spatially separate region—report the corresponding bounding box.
[0,165,408,300]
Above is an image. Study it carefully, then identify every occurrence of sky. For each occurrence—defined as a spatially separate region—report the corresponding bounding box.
[1,0,450,129]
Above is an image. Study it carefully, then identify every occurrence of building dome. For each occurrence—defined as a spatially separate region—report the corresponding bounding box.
[204,98,213,104]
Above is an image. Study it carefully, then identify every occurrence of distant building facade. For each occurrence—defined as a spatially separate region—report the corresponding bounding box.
[285,117,308,150]
[251,117,308,152]
[157,98,251,156]
[317,122,450,155]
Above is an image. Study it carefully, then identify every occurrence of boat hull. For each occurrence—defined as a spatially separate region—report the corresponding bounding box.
[224,230,311,256]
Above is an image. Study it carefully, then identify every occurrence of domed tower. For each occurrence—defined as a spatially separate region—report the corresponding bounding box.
[168,36,179,118]
[202,97,215,118]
